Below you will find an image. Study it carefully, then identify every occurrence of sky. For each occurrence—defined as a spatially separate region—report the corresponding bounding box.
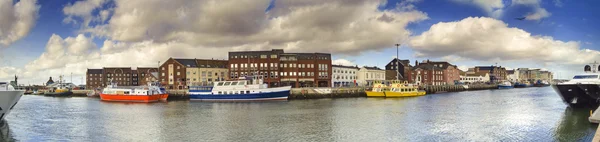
[0,0,598,85]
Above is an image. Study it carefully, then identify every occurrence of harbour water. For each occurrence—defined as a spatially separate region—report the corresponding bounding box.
[2,87,597,141]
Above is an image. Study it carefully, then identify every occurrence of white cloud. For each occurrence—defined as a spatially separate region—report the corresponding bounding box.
[82,0,428,54]
[410,17,600,65]
[553,0,563,7]
[63,0,108,27]
[511,0,550,20]
[332,59,356,66]
[457,65,469,71]
[451,0,504,18]
[0,0,40,46]
[450,0,551,20]
[2,0,431,84]
[524,7,550,20]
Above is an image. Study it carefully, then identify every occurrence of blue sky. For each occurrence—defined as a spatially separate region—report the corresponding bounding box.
[0,0,598,84]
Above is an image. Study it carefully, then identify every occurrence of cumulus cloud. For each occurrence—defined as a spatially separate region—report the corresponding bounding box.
[2,0,430,84]
[0,0,40,46]
[410,17,599,65]
[5,34,232,84]
[511,0,550,20]
[332,59,356,66]
[82,0,427,54]
[450,0,504,18]
[63,0,108,27]
[450,0,551,20]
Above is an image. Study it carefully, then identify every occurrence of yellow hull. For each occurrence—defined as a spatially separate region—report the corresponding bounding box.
[384,91,426,97]
[366,91,385,97]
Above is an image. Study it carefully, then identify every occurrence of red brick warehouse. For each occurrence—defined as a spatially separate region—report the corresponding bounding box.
[228,49,332,88]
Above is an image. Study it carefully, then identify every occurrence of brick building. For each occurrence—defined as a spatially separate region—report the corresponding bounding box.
[472,65,507,83]
[228,49,331,88]
[85,67,159,89]
[159,58,228,89]
[385,58,412,81]
[411,60,460,85]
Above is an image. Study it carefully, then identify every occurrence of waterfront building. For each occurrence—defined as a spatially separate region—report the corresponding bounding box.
[159,58,227,89]
[384,58,412,82]
[472,65,507,83]
[185,59,228,86]
[228,49,332,88]
[86,67,158,89]
[412,60,460,85]
[459,72,490,84]
[357,66,385,86]
[332,65,359,87]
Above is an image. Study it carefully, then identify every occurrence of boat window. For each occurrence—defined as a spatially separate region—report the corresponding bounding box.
[246,91,250,94]
[241,91,244,94]
[231,82,238,85]
[217,82,224,86]
[239,81,245,85]
[218,91,222,94]
[573,75,598,79]
[224,82,231,86]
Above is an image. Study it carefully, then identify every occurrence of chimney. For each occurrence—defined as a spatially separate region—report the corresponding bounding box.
[415,60,419,66]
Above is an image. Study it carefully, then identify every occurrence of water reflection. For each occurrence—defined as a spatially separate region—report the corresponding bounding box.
[4,87,599,141]
[0,120,15,142]
[553,107,597,141]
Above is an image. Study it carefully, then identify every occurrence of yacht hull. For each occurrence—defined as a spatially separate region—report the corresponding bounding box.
[190,90,289,101]
[552,84,600,108]
[0,91,24,121]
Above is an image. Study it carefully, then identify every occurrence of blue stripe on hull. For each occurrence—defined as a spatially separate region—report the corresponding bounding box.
[189,90,290,101]
[498,85,513,89]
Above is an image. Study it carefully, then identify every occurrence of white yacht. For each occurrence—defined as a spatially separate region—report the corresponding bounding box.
[552,62,600,108]
[0,82,24,121]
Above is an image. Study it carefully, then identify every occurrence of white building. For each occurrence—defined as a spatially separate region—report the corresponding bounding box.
[332,65,359,87]
[357,66,385,86]
[459,72,490,84]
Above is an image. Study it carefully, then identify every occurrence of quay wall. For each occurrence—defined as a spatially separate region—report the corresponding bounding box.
[46,84,501,99]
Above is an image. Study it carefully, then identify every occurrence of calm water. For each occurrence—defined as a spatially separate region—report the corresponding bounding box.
[1,87,597,141]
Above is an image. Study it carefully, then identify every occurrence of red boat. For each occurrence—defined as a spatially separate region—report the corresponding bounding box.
[100,80,167,103]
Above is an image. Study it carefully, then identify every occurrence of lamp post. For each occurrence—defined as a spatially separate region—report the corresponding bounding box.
[395,43,403,81]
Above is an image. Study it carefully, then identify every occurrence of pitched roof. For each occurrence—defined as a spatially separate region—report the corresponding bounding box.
[424,61,456,69]
[386,58,411,67]
[174,59,198,67]
[413,63,443,71]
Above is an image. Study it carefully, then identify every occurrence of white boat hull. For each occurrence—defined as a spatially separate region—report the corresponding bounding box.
[0,91,24,121]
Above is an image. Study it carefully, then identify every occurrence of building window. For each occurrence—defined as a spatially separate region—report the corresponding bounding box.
[208,72,212,77]
[271,54,277,58]
[162,73,165,76]
[261,55,267,58]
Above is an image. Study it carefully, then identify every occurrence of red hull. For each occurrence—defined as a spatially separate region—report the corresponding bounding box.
[160,94,169,101]
[100,94,163,103]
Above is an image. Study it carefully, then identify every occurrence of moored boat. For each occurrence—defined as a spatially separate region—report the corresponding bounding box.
[100,80,167,103]
[365,80,386,97]
[0,77,24,121]
[188,76,290,101]
[384,80,426,97]
[533,80,550,87]
[498,81,513,89]
[44,75,73,97]
[513,82,530,88]
[553,62,600,108]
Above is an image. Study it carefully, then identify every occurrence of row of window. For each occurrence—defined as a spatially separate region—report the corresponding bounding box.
[230,63,316,69]
[333,69,356,74]
[460,77,483,81]
[231,54,278,59]
[333,75,357,80]
[186,71,226,76]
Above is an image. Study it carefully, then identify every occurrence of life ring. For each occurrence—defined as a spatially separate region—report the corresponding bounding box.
[377,85,381,88]
[396,84,400,87]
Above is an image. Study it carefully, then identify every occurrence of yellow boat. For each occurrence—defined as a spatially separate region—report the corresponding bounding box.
[384,80,426,97]
[365,80,386,97]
